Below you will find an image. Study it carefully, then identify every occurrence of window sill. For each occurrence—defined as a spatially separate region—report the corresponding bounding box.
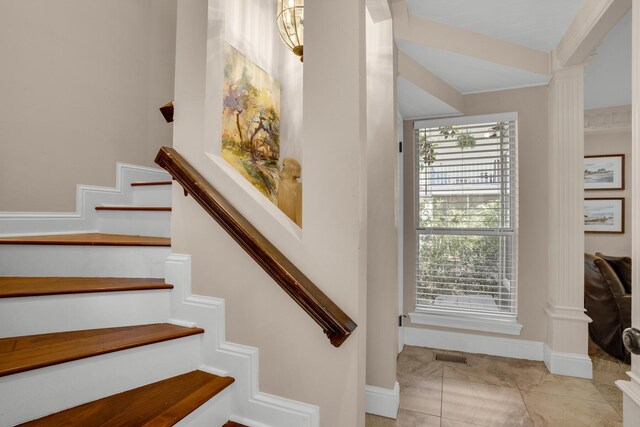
[408,310,523,336]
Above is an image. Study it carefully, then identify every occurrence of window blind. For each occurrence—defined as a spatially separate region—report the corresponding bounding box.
[415,118,518,319]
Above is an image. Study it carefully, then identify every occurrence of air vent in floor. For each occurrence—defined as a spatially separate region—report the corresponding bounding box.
[435,353,467,364]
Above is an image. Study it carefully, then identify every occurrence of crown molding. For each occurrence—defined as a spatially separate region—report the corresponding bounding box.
[585,105,632,134]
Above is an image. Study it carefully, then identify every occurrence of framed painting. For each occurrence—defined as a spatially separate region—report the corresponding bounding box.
[584,198,625,234]
[222,42,281,205]
[584,154,625,190]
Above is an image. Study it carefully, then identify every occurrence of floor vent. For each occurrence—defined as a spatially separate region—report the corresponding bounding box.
[435,353,467,364]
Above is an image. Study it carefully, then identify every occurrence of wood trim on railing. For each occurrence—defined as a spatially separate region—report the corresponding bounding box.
[155,147,357,347]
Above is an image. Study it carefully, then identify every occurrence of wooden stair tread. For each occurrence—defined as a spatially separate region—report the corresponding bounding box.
[20,370,234,426]
[0,323,203,377]
[95,206,172,211]
[0,277,172,298]
[131,181,173,187]
[0,233,170,247]
[223,422,249,427]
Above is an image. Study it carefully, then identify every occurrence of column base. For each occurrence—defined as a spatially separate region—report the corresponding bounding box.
[544,304,592,378]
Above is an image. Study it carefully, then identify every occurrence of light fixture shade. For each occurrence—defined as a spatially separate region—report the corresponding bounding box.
[276,0,304,62]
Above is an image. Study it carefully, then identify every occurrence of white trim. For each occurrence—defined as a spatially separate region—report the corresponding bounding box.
[409,311,523,336]
[0,336,202,426]
[393,8,551,76]
[0,245,169,278]
[365,382,400,419]
[0,230,99,238]
[544,305,592,322]
[0,162,170,237]
[404,112,465,122]
[0,289,171,338]
[227,415,272,427]
[404,326,543,360]
[165,254,320,427]
[414,112,518,129]
[543,344,593,379]
[462,81,550,96]
[366,0,392,23]
[398,50,464,113]
[554,0,631,69]
[585,105,632,134]
[617,372,640,417]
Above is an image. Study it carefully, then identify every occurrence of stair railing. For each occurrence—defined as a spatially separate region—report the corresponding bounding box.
[155,147,357,347]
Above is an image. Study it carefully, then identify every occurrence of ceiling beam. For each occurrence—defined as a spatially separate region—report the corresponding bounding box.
[390,0,408,24]
[391,1,551,76]
[554,0,631,69]
[397,50,465,113]
[366,0,392,23]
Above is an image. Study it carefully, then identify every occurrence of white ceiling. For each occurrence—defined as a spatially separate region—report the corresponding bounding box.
[584,11,631,110]
[397,76,461,120]
[406,0,583,52]
[397,0,589,119]
[397,39,551,94]
[397,1,632,119]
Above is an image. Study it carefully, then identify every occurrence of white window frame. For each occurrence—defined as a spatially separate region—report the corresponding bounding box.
[409,113,522,336]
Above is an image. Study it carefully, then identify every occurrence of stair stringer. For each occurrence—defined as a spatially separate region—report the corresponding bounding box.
[0,163,170,237]
[166,254,320,427]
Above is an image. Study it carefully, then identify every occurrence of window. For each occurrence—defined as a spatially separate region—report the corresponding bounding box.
[412,113,519,333]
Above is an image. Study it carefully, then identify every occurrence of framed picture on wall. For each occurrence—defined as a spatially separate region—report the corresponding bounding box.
[584,154,625,190]
[584,198,625,234]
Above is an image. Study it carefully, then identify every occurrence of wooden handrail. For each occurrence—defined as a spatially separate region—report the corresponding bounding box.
[155,147,357,347]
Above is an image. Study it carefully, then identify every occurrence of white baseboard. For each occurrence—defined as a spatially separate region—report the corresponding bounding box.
[617,371,640,426]
[365,382,399,419]
[404,326,544,360]
[543,344,593,379]
[166,254,320,427]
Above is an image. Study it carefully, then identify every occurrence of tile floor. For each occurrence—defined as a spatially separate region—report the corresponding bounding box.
[366,341,630,427]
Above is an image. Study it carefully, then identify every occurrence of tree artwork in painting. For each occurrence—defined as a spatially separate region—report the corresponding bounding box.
[222,43,281,204]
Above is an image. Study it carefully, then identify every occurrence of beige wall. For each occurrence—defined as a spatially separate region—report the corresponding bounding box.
[403,86,550,343]
[366,13,398,391]
[172,0,367,426]
[584,131,632,256]
[0,0,176,212]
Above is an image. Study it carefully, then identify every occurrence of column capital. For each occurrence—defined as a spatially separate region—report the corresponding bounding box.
[550,64,585,85]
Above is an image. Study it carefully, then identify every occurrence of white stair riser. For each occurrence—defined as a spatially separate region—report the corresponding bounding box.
[97,210,171,237]
[0,246,170,277]
[177,386,233,427]
[0,335,201,426]
[0,290,171,338]
[133,186,173,206]
[0,164,170,237]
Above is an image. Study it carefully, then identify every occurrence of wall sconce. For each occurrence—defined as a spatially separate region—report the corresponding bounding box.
[276,0,304,62]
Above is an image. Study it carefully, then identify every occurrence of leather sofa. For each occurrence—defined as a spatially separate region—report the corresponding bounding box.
[584,253,632,363]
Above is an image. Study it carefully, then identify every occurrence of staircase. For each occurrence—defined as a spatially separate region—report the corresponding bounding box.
[0,166,264,426]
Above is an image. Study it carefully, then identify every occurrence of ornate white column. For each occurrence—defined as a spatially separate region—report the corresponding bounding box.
[617,4,640,424]
[545,65,593,378]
